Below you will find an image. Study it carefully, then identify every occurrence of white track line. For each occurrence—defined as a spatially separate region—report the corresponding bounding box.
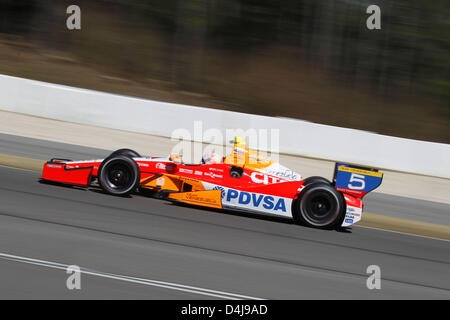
[0,252,264,300]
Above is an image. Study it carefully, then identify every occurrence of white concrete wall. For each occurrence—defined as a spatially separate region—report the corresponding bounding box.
[1,74,449,178]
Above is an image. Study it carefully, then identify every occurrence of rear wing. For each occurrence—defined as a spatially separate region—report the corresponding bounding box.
[333,163,383,199]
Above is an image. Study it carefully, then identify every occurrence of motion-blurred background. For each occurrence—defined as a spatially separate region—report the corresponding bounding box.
[0,0,448,143]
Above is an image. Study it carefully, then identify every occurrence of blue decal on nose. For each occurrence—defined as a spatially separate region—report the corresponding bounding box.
[227,189,239,201]
[252,194,264,207]
[238,192,251,204]
[262,196,274,209]
[274,199,286,212]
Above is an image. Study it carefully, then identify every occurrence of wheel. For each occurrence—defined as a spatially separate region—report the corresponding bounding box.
[109,148,141,158]
[294,183,345,229]
[303,176,331,186]
[98,155,140,195]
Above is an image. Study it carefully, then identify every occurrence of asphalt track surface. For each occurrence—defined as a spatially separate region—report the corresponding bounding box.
[0,133,449,299]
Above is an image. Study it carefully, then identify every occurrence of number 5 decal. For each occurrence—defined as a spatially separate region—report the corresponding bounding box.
[348,173,365,190]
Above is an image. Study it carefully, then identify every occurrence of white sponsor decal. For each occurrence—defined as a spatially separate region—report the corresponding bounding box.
[233,147,246,155]
[221,187,292,218]
[204,172,223,179]
[47,164,62,168]
[156,177,165,186]
[250,172,285,184]
[341,205,362,227]
[203,182,293,218]
[156,163,167,170]
[65,165,80,169]
[259,163,302,181]
[68,159,104,164]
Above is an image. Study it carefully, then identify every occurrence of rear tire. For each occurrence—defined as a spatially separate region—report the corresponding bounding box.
[294,183,345,229]
[303,176,331,186]
[98,155,140,196]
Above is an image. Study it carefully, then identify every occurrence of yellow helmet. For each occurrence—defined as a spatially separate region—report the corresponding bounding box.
[234,136,245,145]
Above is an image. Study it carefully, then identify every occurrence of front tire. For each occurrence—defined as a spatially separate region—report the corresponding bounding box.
[294,183,345,229]
[98,155,140,196]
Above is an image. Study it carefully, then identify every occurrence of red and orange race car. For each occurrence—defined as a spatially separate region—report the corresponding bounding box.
[41,137,383,229]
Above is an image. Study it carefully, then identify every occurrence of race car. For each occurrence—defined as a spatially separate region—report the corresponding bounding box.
[41,137,383,229]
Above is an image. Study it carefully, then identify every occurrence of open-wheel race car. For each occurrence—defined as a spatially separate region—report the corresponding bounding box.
[41,137,383,229]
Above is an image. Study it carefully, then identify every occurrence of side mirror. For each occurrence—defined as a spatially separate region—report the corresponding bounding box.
[230,166,244,178]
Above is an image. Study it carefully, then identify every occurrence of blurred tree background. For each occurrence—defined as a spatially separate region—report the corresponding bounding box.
[0,0,448,142]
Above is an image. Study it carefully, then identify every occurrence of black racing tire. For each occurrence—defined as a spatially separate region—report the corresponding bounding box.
[294,183,345,229]
[303,176,331,186]
[109,148,141,159]
[98,155,140,196]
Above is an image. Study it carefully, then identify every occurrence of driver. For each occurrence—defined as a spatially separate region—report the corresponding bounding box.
[201,151,220,165]
[169,154,183,164]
